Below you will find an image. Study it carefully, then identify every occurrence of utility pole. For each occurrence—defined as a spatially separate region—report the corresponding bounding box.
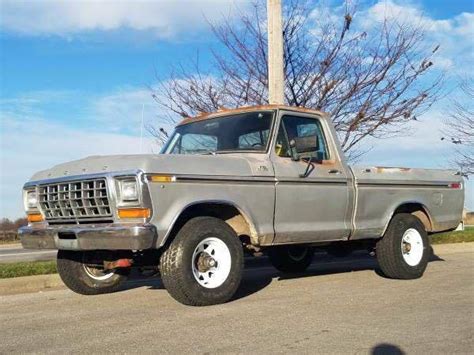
[267,0,285,105]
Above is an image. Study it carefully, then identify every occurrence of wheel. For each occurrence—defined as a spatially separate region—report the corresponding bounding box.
[326,244,353,258]
[57,250,129,295]
[268,245,314,273]
[160,217,244,306]
[376,213,431,279]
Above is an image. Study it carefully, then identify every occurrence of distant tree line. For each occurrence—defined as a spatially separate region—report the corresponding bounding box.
[0,217,27,232]
[443,79,473,175]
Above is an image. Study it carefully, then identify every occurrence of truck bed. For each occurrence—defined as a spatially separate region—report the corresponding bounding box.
[350,166,464,239]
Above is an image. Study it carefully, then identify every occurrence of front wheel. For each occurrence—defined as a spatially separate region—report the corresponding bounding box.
[376,213,431,279]
[160,217,244,306]
[268,245,314,273]
[57,250,129,295]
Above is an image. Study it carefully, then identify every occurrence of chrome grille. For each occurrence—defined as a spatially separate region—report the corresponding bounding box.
[38,178,112,222]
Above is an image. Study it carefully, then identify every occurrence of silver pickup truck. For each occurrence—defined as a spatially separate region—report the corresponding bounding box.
[19,105,464,306]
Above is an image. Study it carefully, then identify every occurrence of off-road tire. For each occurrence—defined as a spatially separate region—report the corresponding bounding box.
[269,245,314,273]
[160,217,244,306]
[57,250,129,295]
[376,213,430,279]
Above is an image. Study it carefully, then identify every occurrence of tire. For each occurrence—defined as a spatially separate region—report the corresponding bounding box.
[327,244,353,258]
[269,245,314,273]
[57,250,129,295]
[376,213,431,279]
[160,217,244,306]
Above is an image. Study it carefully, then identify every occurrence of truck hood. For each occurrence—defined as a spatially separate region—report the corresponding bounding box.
[29,154,274,181]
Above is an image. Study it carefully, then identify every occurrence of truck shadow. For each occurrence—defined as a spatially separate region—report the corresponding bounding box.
[123,251,444,302]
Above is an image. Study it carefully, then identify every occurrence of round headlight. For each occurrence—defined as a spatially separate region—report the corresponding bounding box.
[26,190,38,209]
[121,180,138,201]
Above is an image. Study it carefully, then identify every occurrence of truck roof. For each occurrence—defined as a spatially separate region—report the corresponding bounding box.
[177,105,327,126]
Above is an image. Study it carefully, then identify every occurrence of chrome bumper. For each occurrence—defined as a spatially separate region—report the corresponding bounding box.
[18,224,157,251]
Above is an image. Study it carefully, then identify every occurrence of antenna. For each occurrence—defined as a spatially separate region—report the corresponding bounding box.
[139,103,145,154]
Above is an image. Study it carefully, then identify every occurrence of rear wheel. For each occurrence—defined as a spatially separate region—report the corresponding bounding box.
[376,213,430,279]
[269,245,314,273]
[57,250,129,295]
[160,217,244,306]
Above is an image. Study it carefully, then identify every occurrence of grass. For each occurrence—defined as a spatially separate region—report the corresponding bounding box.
[0,260,57,279]
[431,227,474,245]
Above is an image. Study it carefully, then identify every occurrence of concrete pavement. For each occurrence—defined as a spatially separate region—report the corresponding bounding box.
[0,243,473,354]
[0,243,56,263]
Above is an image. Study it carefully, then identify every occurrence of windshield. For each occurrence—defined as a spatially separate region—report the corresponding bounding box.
[162,111,274,155]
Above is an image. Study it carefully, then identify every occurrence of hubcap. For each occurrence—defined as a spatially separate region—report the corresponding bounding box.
[82,253,115,281]
[401,228,424,266]
[192,237,231,289]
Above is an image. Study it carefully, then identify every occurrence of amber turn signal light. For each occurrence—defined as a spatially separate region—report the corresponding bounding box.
[148,175,175,183]
[27,213,44,223]
[118,208,151,219]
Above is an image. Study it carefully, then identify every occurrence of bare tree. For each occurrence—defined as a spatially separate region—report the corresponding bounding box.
[151,0,442,158]
[443,80,474,174]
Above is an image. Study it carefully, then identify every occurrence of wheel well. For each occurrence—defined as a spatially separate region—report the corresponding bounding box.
[392,203,433,232]
[164,203,253,246]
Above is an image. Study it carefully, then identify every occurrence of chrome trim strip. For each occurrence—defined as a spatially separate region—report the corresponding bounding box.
[148,174,347,185]
[23,169,143,188]
[357,181,453,188]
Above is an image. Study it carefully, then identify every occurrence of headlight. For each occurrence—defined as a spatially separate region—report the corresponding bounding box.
[24,190,38,210]
[120,179,139,202]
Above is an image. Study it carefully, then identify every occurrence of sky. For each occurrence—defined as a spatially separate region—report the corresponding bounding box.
[0,0,473,219]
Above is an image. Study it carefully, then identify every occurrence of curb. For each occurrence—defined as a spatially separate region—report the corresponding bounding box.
[0,242,472,297]
[0,243,22,249]
[0,274,64,296]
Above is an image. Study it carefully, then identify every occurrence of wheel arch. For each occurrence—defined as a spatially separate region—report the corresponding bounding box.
[382,202,434,236]
[159,200,257,248]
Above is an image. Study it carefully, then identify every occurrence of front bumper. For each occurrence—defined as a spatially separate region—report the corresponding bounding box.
[18,224,157,250]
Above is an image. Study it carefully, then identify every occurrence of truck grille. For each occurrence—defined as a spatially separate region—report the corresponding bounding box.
[38,178,112,223]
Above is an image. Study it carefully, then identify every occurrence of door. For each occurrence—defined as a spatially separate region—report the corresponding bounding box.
[271,112,352,244]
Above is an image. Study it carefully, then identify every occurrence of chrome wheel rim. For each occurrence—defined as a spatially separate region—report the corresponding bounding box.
[192,237,231,289]
[82,253,115,281]
[401,228,424,266]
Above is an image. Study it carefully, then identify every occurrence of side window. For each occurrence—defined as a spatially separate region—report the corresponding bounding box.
[275,115,329,160]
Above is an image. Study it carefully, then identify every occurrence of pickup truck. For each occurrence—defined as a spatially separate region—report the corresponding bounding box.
[19,105,464,306]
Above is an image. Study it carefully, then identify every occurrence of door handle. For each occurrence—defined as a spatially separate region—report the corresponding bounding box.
[328,169,342,174]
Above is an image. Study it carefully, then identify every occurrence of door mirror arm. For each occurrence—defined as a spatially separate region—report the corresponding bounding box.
[299,157,314,178]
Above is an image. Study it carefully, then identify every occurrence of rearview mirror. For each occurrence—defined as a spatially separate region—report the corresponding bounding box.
[289,135,319,155]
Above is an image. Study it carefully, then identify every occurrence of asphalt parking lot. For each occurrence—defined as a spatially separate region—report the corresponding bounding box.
[1,243,473,354]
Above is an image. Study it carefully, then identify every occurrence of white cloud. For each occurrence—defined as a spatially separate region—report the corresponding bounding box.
[92,87,160,133]
[358,1,474,75]
[359,111,474,211]
[0,0,250,38]
[0,114,156,219]
[0,87,165,219]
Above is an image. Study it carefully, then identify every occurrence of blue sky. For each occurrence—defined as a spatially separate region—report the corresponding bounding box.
[0,0,473,219]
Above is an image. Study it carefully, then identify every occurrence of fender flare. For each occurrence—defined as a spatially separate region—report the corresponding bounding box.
[159,199,258,247]
[381,201,434,236]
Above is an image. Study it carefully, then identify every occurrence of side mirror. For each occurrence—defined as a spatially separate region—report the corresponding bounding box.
[289,135,319,156]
